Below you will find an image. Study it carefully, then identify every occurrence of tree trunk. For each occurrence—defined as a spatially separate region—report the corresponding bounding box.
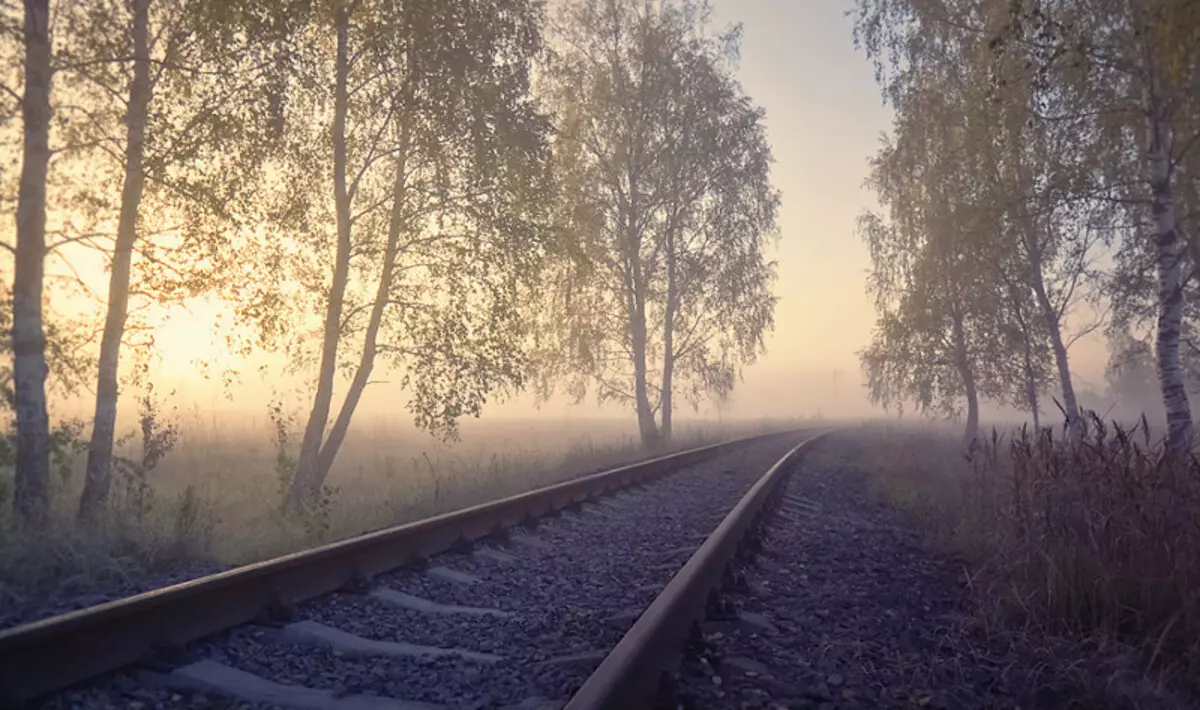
[1029,271,1080,437]
[660,231,677,445]
[950,307,978,444]
[1146,73,1193,457]
[12,0,53,527]
[660,339,674,444]
[962,361,980,445]
[627,261,658,448]
[623,145,658,449]
[285,6,354,512]
[1007,117,1080,438]
[1014,296,1041,431]
[308,120,411,492]
[1023,339,1040,432]
[1001,272,1041,431]
[78,0,151,524]
[630,301,659,448]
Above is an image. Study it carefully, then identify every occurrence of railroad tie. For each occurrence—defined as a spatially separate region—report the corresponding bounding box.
[474,547,519,564]
[368,587,512,617]
[277,620,503,663]
[533,649,609,669]
[425,565,482,585]
[0,430,808,708]
[144,659,441,710]
[604,607,643,629]
[781,496,824,514]
[509,533,553,551]
[655,545,697,563]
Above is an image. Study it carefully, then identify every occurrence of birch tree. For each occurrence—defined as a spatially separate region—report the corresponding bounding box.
[854,0,1129,439]
[655,36,777,442]
[11,0,53,526]
[233,0,550,512]
[1,2,106,522]
[855,5,1037,442]
[537,0,778,446]
[69,0,292,523]
[859,147,1009,443]
[73,0,153,524]
[987,0,1200,454]
[982,34,1106,438]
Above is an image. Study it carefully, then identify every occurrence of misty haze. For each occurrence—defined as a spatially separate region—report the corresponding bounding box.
[0,1,1197,709]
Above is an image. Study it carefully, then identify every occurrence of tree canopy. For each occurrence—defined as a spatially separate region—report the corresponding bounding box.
[534,0,779,446]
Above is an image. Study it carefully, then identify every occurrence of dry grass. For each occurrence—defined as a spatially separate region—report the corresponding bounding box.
[855,417,1200,700]
[0,412,803,622]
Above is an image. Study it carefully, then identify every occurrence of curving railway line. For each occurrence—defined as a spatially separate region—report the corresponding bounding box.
[1,429,830,710]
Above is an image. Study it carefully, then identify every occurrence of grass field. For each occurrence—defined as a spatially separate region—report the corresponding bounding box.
[0,411,809,619]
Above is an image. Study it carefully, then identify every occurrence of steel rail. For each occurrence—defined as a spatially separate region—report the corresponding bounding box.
[563,430,832,710]
[0,429,802,704]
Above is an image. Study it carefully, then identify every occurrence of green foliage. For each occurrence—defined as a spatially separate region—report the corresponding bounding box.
[535,0,779,432]
[238,0,553,443]
[111,386,180,524]
[0,284,93,408]
[267,397,299,505]
[852,0,1140,433]
[855,67,1016,424]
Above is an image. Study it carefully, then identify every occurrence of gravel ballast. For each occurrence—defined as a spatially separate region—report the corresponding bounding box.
[674,437,1195,710]
[40,435,803,710]
[1,563,235,632]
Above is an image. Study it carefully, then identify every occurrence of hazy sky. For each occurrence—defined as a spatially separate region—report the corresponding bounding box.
[64,0,1111,427]
[702,0,892,418]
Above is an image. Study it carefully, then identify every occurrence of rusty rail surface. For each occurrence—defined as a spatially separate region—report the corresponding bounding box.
[564,430,832,710]
[0,429,802,704]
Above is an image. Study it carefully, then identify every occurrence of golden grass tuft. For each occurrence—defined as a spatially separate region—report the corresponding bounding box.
[856,417,1200,697]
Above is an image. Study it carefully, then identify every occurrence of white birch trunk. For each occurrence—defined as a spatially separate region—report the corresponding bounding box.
[660,229,676,445]
[12,0,53,526]
[78,0,151,523]
[1147,77,1193,457]
[310,114,411,490]
[1029,271,1081,438]
[623,144,659,450]
[1007,118,1081,439]
[1004,278,1041,431]
[285,5,354,512]
[950,304,979,444]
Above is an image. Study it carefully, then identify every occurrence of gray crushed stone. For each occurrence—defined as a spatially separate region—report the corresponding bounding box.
[39,436,804,710]
[674,437,1197,710]
[1,564,233,631]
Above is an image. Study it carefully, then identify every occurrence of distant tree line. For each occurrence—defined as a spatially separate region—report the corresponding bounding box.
[0,0,779,526]
[853,0,1200,454]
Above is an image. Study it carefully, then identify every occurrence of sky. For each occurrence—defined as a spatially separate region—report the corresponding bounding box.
[56,0,1113,428]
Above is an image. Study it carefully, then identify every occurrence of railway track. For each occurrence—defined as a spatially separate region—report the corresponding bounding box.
[2,429,829,710]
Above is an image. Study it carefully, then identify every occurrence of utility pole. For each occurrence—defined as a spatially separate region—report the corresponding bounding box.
[831,369,843,418]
